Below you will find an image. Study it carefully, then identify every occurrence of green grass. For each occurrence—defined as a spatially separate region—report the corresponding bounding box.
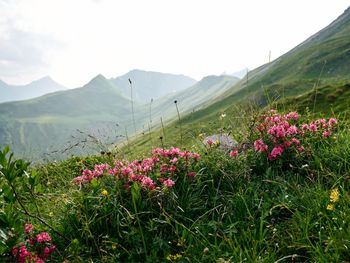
[2,99,350,262]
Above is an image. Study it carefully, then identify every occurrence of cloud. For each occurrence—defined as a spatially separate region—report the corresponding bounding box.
[0,1,63,84]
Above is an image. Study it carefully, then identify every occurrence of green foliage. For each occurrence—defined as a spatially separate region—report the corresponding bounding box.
[0,146,31,255]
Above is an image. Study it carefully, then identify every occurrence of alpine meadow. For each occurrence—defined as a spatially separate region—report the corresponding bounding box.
[1,3,350,263]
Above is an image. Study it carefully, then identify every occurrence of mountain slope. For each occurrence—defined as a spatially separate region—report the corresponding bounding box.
[146,75,239,124]
[123,6,350,157]
[0,76,67,103]
[110,69,196,103]
[208,6,350,111]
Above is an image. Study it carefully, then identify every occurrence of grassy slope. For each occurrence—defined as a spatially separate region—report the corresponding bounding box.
[11,94,349,262]
[212,7,350,109]
[122,81,350,159]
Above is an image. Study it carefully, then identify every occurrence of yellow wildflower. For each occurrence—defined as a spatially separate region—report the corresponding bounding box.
[327,204,335,211]
[166,253,182,261]
[101,189,108,196]
[330,188,340,203]
[112,244,118,250]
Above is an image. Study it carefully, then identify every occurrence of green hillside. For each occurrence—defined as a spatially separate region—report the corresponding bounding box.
[120,6,350,157]
[0,74,134,160]
[217,6,350,106]
[139,75,239,126]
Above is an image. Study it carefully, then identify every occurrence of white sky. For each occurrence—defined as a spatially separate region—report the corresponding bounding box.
[0,0,349,87]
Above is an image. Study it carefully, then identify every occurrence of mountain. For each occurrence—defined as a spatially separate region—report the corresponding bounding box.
[209,6,350,110]
[0,76,67,103]
[147,75,239,124]
[230,68,249,79]
[134,6,350,151]
[0,71,235,160]
[110,69,197,103]
[0,74,134,159]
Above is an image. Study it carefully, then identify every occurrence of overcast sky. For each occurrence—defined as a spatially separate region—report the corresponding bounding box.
[0,0,349,88]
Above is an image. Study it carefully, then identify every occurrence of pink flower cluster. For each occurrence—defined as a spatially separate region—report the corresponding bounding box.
[12,224,55,263]
[254,110,337,160]
[73,147,200,191]
[36,232,51,243]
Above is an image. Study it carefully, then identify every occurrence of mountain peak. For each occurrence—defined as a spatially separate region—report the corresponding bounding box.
[88,74,108,85]
[0,79,8,87]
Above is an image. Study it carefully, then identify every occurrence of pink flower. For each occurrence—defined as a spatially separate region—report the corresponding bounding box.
[328,118,337,126]
[301,124,309,130]
[291,138,300,145]
[287,125,298,135]
[207,139,214,146]
[188,172,196,177]
[309,123,317,132]
[285,111,299,120]
[160,164,168,174]
[170,157,178,164]
[191,153,201,161]
[169,147,181,156]
[141,176,156,190]
[268,125,286,138]
[36,232,51,243]
[283,141,292,148]
[11,246,19,256]
[322,130,332,137]
[268,145,284,160]
[316,118,326,125]
[229,149,238,157]
[72,175,92,185]
[297,146,305,153]
[24,223,33,234]
[129,173,139,181]
[82,169,93,176]
[108,168,119,175]
[28,238,35,246]
[162,179,175,188]
[121,167,133,176]
[41,245,56,259]
[254,139,268,152]
[34,255,45,263]
[18,245,32,263]
[168,166,177,174]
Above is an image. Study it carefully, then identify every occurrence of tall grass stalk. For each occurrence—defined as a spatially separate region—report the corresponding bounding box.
[160,117,166,143]
[312,60,327,114]
[128,78,137,135]
[174,100,183,145]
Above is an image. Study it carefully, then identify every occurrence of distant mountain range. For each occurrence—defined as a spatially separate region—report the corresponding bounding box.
[0,76,67,103]
[0,70,237,160]
[0,6,349,160]
[110,69,197,103]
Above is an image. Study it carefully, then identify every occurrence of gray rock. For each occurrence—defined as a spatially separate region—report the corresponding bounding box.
[203,134,238,150]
